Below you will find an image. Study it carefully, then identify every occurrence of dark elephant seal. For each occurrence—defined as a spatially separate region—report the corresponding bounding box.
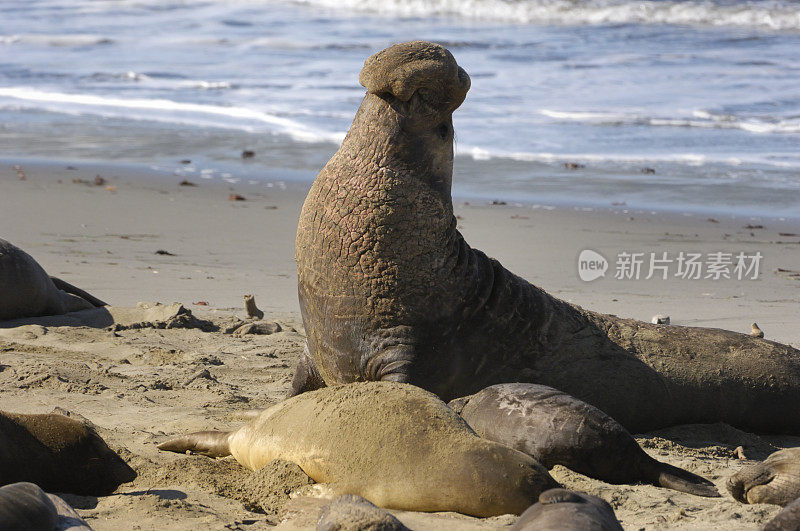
[0,238,106,321]
[291,40,800,433]
[728,448,800,506]
[510,489,623,531]
[762,496,800,531]
[448,383,719,497]
[0,482,91,531]
[158,382,558,517]
[317,495,409,531]
[0,410,136,495]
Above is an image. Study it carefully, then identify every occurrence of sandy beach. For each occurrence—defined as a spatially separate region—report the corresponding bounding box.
[1,159,799,530]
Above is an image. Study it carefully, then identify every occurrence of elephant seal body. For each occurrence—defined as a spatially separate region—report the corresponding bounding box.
[510,489,623,531]
[0,410,137,495]
[0,482,91,531]
[448,383,719,497]
[762,496,800,531]
[728,448,800,506]
[158,382,558,517]
[0,238,106,321]
[292,40,800,433]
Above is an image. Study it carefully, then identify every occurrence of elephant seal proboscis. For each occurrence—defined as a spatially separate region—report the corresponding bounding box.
[317,494,409,531]
[0,238,106,321]
[292,40,800,434]
[0,482,91,531]
[0,410,137,495]
[448,383,719,497]
[728,448,800,506]
[510,489,623,531]
[158,382,559,517]
[762,496,800,531]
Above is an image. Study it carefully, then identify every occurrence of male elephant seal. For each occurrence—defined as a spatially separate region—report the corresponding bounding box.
[762,496,800,531]
[728,448,800,506]
[291,40,800,433]
[0,238,106,321]
[158,382,559,517]
[448,383,719,497]
[510,489,623,531]
[0,482,91,531]
[0,410,137,495]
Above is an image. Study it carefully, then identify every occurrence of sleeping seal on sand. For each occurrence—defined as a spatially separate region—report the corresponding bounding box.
[0,410,136,495]
[448,383,719,497]
[0,482,91,531]
[728,448,800,506]
[511,489,623,531]
[0,238,106,321]
[291,40,800,434]
[158,382,558,517]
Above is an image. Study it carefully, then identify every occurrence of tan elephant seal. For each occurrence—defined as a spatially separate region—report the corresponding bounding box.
[158,382,559,517]
[511,489,623,531]
[728,448,800,506]
[449,383,719,497]
[0,482,91,530]
[0,238,106,321]
[0,410,137,495]
[291,40,800,434]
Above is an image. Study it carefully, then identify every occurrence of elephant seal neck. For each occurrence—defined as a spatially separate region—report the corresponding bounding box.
[296,94,465,324]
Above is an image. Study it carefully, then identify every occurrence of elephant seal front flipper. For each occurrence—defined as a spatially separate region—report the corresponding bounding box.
[450,383,719,498]
[728,448,800,506]
[157,430,232,458]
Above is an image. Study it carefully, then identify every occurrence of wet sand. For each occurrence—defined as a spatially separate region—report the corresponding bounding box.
[1,160,799,529]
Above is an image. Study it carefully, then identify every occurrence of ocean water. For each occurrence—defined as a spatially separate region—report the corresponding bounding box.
[1,0,799,215]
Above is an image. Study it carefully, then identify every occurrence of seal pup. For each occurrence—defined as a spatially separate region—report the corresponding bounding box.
[158,382,558,517]
[728,448,800,506]
[0,238,106,321]
[510,489,623,531]
[0,482,91,531]
[762,496,800,531]
[292,40,800,434]
[0,410,137,495]
[448,383,719,497]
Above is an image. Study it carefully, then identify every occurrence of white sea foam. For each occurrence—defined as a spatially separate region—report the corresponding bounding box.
[0,87,344,144]
[286,0,800,31]
[541,109,800,134]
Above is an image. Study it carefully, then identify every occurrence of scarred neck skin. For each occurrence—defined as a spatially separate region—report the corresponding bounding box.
[296,92,466,325]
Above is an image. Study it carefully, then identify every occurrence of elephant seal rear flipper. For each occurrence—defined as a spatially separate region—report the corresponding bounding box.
[50,276,107,307]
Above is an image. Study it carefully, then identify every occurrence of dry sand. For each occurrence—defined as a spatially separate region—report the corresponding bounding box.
[1,160,799,530]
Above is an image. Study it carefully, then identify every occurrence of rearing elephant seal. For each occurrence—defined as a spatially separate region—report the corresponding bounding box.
[448,383,719,497]
[728,448,800,506]
[292,40,800,433]
[158,382,559,517]
[0,238,106,321]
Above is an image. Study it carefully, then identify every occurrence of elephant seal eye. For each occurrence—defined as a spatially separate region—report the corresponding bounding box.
[438,122,449,139]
